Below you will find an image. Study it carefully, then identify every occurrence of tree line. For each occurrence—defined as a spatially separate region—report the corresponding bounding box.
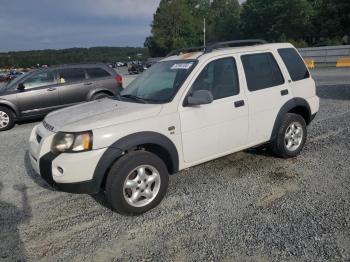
[0,47,148,68]
[145,0,350,57]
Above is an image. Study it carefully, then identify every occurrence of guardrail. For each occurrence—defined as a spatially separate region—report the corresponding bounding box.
[298,45,350,67]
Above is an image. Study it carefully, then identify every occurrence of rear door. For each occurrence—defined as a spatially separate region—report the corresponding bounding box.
[239,51,292,145]
[85,67,115,94]
[17,70,60,117]
[277,48,315,98]
[57,67,89,106]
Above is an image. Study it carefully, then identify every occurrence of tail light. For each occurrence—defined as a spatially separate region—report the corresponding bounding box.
[115,74,123,86]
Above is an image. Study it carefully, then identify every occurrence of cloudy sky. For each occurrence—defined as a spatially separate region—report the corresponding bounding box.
[0,0,245,52]
[0,0,161,52]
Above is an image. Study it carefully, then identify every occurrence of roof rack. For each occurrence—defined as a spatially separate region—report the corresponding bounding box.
[166,39,267,57]
[166,46,205,57]
[204,39,268,53]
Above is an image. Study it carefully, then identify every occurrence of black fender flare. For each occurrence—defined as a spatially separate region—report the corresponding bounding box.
[0,100,19,118]
[92,131,179,191]
[270,98,311,141]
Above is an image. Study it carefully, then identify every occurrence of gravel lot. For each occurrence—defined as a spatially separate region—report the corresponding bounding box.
[0,68,349,261]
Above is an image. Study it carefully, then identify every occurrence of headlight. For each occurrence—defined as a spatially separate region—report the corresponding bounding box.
[51,131,93,154]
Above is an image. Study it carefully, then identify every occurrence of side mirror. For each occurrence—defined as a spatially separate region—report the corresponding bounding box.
[186,90,214,106]
[17,83,25,91]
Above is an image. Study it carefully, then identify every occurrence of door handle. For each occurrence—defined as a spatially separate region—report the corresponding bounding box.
[234,100,245,108]
[281,89,289,96]
[47,87,56,91]
[84,82,93,86]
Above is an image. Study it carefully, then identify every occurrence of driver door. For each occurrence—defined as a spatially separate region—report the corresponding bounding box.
[17,70,60,117]
[179,57,249,164]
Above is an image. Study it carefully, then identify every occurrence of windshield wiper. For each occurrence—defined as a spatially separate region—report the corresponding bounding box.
[120,94,149,104]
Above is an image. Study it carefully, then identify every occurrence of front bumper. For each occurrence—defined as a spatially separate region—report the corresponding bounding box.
[29,124,107,194]
[39,152,101,194]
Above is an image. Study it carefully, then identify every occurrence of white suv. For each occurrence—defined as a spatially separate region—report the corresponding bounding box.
[29,40,319,215]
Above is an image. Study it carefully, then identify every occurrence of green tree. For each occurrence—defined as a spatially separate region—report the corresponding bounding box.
[208,0,241,42]
[240,0,313,42]
[145,0,202,56]
[311,0,350,44]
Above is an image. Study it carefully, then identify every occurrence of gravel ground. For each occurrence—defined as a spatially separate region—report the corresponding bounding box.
[0,69,349,261]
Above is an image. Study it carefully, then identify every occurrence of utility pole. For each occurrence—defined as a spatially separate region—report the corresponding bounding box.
[203,18,206,48]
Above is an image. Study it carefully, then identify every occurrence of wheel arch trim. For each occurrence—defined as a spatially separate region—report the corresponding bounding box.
[92,131,179,191]
[270,98,311,141]
[0,100,19,118]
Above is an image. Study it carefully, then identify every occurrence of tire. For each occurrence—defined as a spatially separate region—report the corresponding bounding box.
[106,151,169,215]
[0,106,15,131]
[270,113,307,158]
[91,93,111,100]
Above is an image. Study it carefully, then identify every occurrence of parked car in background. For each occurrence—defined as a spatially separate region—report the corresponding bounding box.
[0,73,9,82]
[8,71,25,80]
[0,63,123,131]
[116,62,125,67]
[128,62,144,74]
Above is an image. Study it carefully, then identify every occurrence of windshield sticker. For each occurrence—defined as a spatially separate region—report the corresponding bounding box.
[171,62,193,70]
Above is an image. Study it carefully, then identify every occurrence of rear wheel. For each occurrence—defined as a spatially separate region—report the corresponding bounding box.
[0,106,15,131]
[106,151,169,215]
[91,93,111,100]
[270,113,307,158]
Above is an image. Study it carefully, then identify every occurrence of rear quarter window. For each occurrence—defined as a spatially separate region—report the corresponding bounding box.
[241,52,284,92]
[86,68,111,79]
[278,48,310,81]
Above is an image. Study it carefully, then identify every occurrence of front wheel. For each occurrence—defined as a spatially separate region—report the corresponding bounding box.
[105,151,169,215]
[270,113,307,158]
[0,106,15,131]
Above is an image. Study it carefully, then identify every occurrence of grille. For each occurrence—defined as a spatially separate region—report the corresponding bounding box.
[43,120,54,131]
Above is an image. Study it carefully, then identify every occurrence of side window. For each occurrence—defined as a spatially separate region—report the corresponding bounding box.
[278,48,310,81]
[241,53,284,92]
[86,68,110,79]
[23,71,56,89]
[58,68,86,84]
[192,57,239,100]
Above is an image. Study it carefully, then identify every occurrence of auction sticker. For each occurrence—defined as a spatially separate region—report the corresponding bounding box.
[171,62,193,70]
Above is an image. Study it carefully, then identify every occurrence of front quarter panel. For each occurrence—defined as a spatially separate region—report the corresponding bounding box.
[0,95,20,117]
[92,112,185,168]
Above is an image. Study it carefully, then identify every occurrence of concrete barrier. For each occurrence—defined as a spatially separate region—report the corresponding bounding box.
[304,58,315,69]
[298,45,350,66]
[336,57,350,67]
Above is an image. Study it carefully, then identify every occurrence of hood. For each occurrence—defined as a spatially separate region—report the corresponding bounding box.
[44,98,163,132]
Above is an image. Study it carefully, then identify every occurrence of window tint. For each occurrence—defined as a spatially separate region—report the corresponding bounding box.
[58,68,86,83]
[278,48,310,81]
[86,68,110,79]
[242,53,284,91]
[192,57,239,100]
[23,71,55,89]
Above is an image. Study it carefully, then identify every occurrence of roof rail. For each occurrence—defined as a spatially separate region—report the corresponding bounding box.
[166,46,205,57]
[204,39,267,53]
[166,39,268,57]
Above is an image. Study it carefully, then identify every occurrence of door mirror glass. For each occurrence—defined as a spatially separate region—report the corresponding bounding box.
[186,90,214,106]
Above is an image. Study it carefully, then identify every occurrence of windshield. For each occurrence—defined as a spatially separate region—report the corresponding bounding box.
[120,60,196,103]
[5,72,28,89]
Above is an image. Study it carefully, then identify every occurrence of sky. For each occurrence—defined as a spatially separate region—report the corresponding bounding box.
[0,0,245,52]
[0,0,161,52]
